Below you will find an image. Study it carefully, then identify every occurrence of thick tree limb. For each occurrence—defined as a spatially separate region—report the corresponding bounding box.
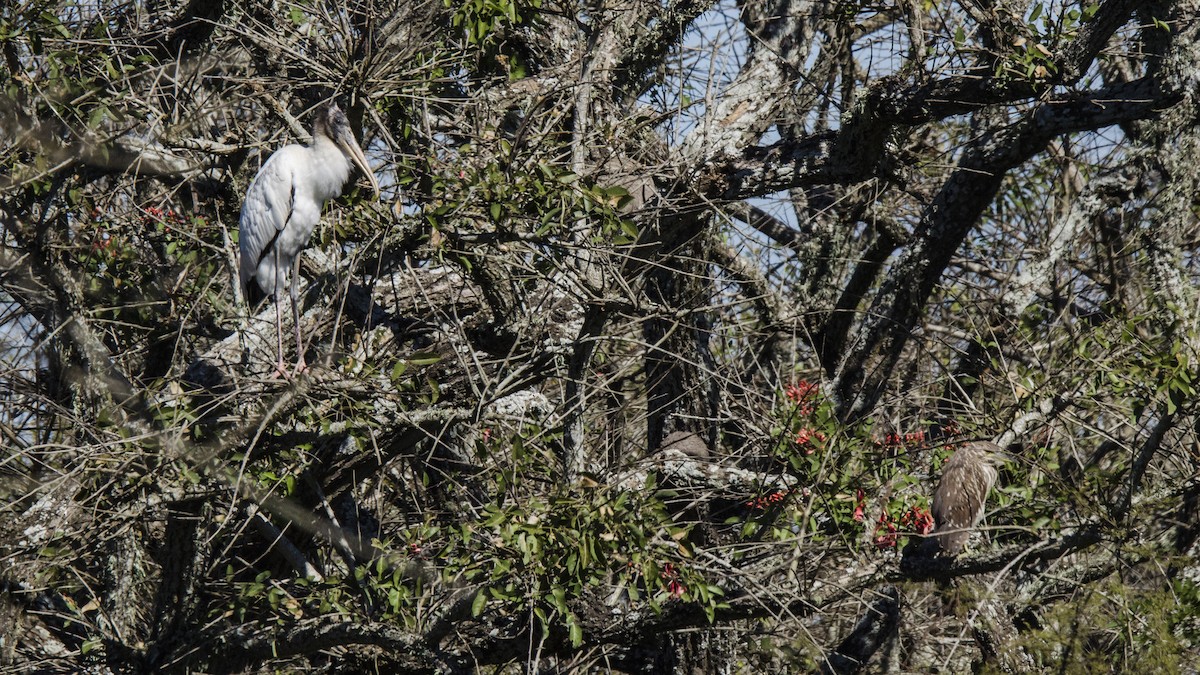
[816,585,900,675]
[611,448,800,494]
[831,77,1171,420]
[714,76,1168,202]
[169,618,435,671]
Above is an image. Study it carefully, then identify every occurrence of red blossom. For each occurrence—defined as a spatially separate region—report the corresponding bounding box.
[785,380,817,402]
[141,205,187,229]
[873,429,930,449]
[852,488,866,522]
[873,512,899,548]
[794,427,827,455]
[659,563,686,597]
[784,380,819,415]
[901,505,934,535]
[746,489,791,511]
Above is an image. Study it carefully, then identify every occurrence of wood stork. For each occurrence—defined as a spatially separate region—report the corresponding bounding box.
[239,103,380,375]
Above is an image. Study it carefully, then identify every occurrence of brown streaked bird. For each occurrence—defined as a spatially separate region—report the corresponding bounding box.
[660,430,711,460]
[929,441,1002,555]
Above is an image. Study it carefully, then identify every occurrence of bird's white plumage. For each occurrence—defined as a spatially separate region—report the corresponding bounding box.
[239,138,352,300]
[237,103,379,373]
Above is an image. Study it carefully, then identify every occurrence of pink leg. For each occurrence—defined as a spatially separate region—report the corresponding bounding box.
[291,256,308,375]
[273,297,290,379]
[269,241,292,380]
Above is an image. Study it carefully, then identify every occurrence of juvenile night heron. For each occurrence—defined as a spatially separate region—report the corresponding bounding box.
[239,103,380,375]
[929,441,1002,555]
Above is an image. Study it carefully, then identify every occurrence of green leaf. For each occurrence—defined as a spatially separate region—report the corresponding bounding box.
[88,104,108,129]
[408,351,442,366]
[391,360,409,379]
[471,588,488,616]
[568,617,583,646]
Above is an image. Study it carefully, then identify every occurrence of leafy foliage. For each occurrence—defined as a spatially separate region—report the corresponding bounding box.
[3,0,1200,672]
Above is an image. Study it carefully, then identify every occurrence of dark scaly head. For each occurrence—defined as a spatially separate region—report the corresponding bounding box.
[312,103,380,198]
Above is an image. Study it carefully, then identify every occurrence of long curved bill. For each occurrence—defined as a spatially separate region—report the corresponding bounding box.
[335,126,381,199]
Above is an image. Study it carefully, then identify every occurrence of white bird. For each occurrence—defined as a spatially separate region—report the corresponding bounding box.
[239,103,380,375]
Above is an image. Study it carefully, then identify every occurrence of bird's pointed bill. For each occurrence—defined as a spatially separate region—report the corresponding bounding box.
[336,127,380,198]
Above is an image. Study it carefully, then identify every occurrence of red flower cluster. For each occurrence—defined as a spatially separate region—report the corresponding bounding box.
[745,489,791,511]
[785,380,817,402]
[141,205,186,230]
[900,505,934,535]
[794,427,826,455]
[785,380,818,415]
[660,563,686,597]
[870,504,934,549]
[874,430,928,449]
[854,490,933,548]
[873,513,899,549]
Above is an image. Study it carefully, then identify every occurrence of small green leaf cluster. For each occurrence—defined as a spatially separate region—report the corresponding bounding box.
[999,35,1056,83]
[1010,576,1189,672]
[2,10,152,188]
[61,203,229,361]
[465,485,711,645]
[1075,313,1198,420]
[445,0,542,46]
[992,2,1100,83]
[1027,1,1100,41]
[222,569,351,625]
[215,422,729,646]
[425,145,638,252]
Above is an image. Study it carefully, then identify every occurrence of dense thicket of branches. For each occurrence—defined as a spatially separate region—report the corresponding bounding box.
[3,0,1200,671]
